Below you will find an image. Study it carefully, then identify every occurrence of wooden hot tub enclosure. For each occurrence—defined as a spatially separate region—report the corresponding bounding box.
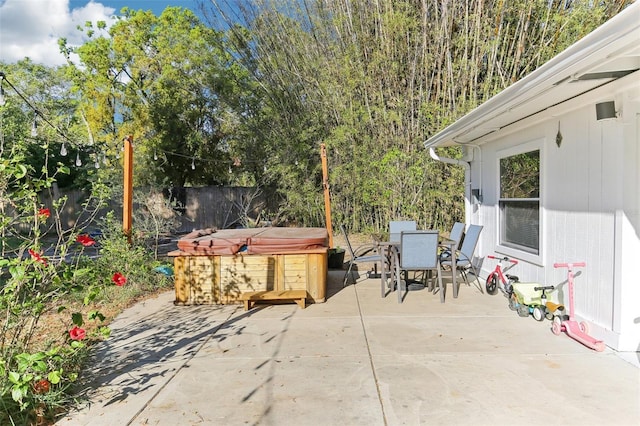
[169,227,329,305]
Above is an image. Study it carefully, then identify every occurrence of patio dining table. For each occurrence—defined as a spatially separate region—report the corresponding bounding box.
[378,235,459,300]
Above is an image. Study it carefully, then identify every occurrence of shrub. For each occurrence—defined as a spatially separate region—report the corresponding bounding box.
[0,156,173,424]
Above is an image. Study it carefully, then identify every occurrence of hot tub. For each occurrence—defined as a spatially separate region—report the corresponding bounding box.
[169,227,329,305]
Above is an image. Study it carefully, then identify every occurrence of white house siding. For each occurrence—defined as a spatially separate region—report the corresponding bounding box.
[469,73,639,352]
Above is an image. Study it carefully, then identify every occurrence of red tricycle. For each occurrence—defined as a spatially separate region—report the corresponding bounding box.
[485,255,564,321]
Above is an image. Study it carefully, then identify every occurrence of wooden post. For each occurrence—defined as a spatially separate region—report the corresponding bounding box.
[123,135,133,243]
[320,143,334,248]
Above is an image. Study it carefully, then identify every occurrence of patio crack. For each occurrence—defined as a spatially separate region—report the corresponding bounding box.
[353,284,388,426]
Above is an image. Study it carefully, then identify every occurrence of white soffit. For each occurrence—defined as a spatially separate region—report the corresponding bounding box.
[424,1,640,148]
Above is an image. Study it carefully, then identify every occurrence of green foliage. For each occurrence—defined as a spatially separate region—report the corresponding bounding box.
[90,211,173,302]
[0,60,97,190]
[0,151,171,423]
[60,7,262,188]
[0,156,99,423]
[206,0,630,233]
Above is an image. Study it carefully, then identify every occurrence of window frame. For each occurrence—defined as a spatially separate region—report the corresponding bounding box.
[495,140,543,265]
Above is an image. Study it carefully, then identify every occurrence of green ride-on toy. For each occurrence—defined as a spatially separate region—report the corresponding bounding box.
[509,282,565,322]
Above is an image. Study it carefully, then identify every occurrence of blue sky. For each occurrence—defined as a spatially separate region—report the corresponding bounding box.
[0,0,211,66]
[69,0,202,18]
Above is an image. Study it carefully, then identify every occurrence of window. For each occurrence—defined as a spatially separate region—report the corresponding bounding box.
[499,149,540,255]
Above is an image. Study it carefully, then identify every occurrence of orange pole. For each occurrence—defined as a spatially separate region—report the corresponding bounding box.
[320,143,334,248]
[123,135,133,243]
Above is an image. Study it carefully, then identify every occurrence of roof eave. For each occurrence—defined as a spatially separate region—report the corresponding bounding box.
[424,2,640,149]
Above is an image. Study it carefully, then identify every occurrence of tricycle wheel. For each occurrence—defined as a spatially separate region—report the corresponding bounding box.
[551,317,563,335]
[532,306,545,322]
[508,295,517,311]
[486,273,499,295]
[517,304,529,318]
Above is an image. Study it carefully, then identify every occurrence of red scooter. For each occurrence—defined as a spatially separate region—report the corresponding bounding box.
[551,262,605,352]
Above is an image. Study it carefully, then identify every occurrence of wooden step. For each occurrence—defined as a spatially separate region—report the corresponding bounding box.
[240,290,308,311]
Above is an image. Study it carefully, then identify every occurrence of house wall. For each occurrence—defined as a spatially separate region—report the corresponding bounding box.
[468,72,640,352]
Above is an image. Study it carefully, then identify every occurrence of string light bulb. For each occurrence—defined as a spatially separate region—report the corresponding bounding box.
[153,149,158,160]
[31,118,38,137]
[75,151,82,166]
[60,142,68,156]
[191,158,196,170]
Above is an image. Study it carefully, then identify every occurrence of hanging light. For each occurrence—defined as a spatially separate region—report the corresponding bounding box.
[31,118,38,137]
[263,164,267,172]
[75,151,82,166]
[94,158,100,168]
[60,142,68,156]
[153,149,158,160]
[191,157,196,170]
[228,165,232,174]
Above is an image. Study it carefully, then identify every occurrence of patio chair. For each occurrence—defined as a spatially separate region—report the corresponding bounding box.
[389,220,417,243]
[394,230,443,303]
[439,221,465,260]
[341,225,381,286]
[378,220,418,295]
[440,224,483,289]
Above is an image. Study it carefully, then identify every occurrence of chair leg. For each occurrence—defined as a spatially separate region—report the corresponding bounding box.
[396,263,404,303]
[461,268,470,287]
[437,265,444,303]
[343,261,354,287]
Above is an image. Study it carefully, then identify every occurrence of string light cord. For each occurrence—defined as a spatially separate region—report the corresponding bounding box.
[0,71,78,148]
[1,71,305,170]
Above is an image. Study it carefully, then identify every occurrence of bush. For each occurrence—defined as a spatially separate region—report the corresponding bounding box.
[0,157,173,424]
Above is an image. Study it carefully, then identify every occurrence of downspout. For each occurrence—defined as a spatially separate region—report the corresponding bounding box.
[429,147,473,225]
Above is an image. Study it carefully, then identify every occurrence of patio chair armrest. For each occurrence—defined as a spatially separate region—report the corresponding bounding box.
[353,243,379,257]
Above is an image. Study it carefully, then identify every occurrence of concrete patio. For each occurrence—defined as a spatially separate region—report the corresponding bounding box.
[57,268,639,426]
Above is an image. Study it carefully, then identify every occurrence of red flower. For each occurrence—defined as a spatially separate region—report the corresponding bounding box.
[33,379,50,394]
[69,325,86,341]
[28,249,48,266]
[38,208,50,218]
[76,234,96,247]
[112,272,127,286]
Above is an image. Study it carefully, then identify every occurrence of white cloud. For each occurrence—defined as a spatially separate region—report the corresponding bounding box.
[0,0,116,66]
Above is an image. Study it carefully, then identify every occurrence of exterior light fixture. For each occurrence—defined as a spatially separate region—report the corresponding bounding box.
[596,101,616,120]
[60,142,68,156]
[75,151,82,166]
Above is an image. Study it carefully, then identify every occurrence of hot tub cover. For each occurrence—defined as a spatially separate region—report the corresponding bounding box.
[176,228,259,255]
[174,227,328,255]
[246,227,328,253]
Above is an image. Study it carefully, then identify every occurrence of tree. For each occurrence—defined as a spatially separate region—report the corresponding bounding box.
[0,60,96,189]
[60,7,260,188]
[204,0,632,231]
